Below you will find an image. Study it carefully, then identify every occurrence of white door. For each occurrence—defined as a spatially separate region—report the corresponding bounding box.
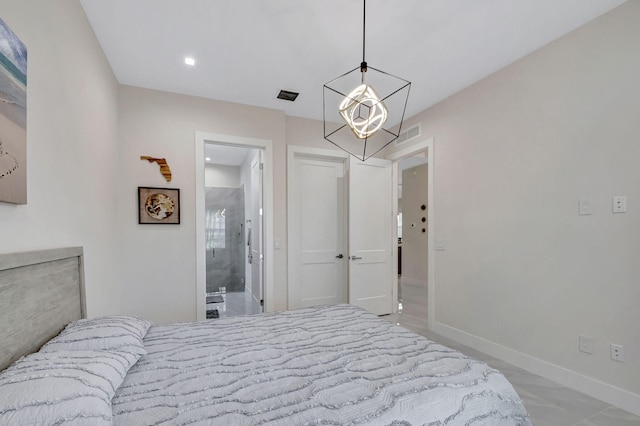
[349,156,394,315]
[250,156,263,308]
[289,155,347,308]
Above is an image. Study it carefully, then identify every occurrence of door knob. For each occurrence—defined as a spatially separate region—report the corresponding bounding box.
[350,255,363,260]
[336,254,344,259]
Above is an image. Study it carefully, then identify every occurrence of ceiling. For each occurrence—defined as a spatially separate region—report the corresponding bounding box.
[203,143,253,166]
[80,0,626,123]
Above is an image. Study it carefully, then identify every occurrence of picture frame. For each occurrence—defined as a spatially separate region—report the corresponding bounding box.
[138,187,180,224]
[0,18,28,205]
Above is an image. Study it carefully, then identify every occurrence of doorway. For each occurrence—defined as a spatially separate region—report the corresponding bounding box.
[195,132,274,321]
[395,153,428,328]
[287,146,395,315]
[387,137,435,328]
[203,144,262,319]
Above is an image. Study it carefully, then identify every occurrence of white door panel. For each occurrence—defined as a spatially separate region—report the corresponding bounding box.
[349,156,393,315]
[289,155,347,308]
[288,150,393,315]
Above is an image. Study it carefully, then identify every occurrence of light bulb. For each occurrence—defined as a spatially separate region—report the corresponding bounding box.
[339,84,388,139]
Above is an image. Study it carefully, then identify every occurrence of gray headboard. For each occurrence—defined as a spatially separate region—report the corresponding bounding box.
[0,247,86,370]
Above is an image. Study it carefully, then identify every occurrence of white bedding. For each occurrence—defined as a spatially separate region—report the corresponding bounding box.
[111,305,531,425]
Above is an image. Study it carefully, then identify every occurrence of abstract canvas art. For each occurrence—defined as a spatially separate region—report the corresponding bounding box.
[0,18,27,205]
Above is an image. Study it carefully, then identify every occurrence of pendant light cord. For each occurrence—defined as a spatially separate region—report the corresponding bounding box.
[360,0,367,81]
[362,0,366,64]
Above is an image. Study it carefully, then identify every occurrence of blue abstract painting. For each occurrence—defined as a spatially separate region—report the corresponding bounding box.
[0,17,27,204]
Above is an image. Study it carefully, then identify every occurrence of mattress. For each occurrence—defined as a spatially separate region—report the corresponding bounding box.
[111,304,531,425]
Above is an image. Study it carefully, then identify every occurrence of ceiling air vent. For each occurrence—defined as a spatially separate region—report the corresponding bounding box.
[395,124,421,146]
[277,90,299,101]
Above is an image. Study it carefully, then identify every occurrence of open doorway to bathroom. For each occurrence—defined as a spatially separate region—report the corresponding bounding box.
[204,143,263,319]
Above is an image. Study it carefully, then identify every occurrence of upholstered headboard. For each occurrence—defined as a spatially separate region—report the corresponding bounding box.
[0,247,85,370]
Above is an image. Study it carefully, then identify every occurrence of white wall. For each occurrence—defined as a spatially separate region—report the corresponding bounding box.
[115,86,287,323]
[114,97,348,324]
[0,0,120,317]
[205,164,241,188]
[110,95,352,324]
[385,1,640,411]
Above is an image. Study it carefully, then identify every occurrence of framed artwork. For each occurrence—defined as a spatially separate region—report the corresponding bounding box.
[138,187,180,224]
[0,18,27,205]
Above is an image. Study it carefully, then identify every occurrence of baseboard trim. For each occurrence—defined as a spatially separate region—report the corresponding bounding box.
[431,321,640,417]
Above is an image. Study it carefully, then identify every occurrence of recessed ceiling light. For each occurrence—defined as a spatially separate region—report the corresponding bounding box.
[205,157,211,162]
[184,57,196,66]
[277,90,299,101]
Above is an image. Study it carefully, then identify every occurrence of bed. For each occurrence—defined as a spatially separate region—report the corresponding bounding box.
[0,247,531,425]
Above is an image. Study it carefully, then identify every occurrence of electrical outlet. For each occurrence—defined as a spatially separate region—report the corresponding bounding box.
[610,344,624,362]
[579,335,593,354]
[612,196,627,213]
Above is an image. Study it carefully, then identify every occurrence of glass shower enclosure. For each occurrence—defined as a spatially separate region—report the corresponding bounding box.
[205,187,245,318]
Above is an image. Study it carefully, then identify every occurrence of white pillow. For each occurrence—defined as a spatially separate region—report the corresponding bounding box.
[0,350,139,425]
[40,315,151,356]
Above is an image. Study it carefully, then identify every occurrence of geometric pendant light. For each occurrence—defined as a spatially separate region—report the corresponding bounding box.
[323,0,411,161]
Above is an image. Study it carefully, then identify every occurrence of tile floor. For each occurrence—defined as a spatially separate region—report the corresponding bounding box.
[383,279,640,426]
[206,290,262,319]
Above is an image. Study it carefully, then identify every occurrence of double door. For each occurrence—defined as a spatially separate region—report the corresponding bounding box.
[289,154,393,315]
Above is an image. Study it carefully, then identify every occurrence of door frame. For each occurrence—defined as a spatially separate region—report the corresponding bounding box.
[287,145,349,309]
[249,154,264,305]
[195,131,274,320]
[385,137,435,326]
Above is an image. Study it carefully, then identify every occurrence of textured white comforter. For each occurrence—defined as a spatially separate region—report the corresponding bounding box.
[112,304,531,425]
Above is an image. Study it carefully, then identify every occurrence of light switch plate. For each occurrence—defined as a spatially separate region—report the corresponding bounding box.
[579,335,593,354]
[578,198,593,215]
